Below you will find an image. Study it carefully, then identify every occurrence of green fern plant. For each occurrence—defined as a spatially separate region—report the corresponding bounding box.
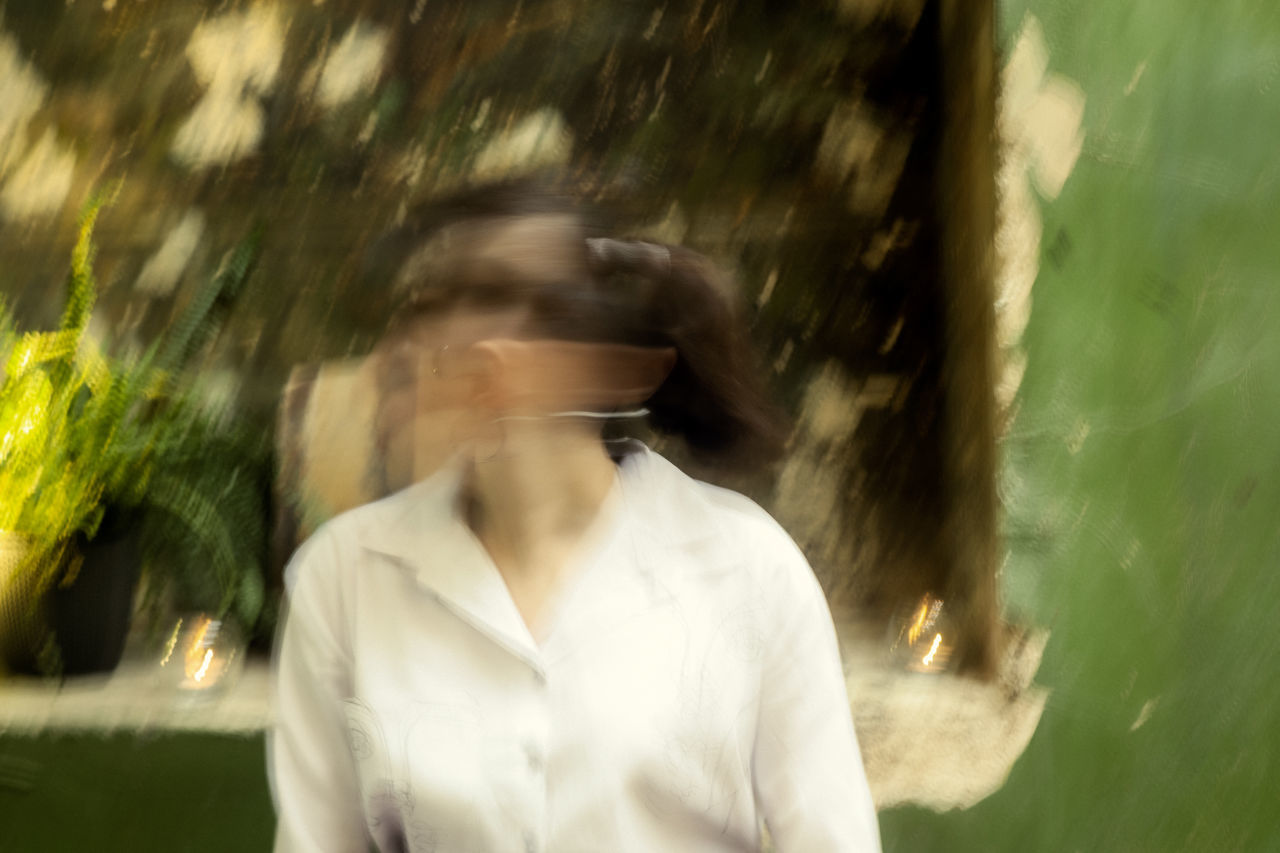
[131,224,270,634]
[0,189,270,649]
[0,189,125,585]
[135,397,270,634]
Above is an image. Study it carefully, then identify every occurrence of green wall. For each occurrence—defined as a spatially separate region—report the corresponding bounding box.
[0,733,273,852]
[882,2,1280,850]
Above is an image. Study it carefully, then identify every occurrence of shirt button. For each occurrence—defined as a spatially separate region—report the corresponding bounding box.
[524,741,544,773]
[532,669,547,687]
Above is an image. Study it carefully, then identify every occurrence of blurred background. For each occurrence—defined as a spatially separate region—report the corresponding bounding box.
[0,0,1277,850]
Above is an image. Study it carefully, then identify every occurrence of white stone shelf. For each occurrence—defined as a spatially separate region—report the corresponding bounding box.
[0,657,272,736]
[0,617,1050,817]
[840,618,1050,812]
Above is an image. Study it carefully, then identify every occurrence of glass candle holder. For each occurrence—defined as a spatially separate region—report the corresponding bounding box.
[156,613,245,704]
[887,593,955,674]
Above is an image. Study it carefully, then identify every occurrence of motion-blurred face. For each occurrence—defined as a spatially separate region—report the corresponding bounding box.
[373,306,526,487]
[373,214,672,482]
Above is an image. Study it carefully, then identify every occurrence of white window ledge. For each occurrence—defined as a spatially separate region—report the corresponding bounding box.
[0,658,273,736]
[1,620,1049,818]
[840,618,1050,812]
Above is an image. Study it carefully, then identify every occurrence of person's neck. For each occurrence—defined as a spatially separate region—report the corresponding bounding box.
[463,421,617,583]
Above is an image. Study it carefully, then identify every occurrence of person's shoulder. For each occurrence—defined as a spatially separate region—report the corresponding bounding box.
[621,445,809,571]
[307,489,399,548]
[692,476,796,548]
[288,492,390,567]
[285,466,458,590]
[622,449,827,629]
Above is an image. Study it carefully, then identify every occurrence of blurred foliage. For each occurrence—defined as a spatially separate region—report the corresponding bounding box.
[0,189,271,647]
[0,0,947,612]
[1,188,139,582]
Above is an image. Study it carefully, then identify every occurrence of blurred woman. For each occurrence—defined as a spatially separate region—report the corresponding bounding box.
[269,183,880,852]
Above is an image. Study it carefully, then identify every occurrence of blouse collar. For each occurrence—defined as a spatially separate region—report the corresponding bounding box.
[351,443,733,665]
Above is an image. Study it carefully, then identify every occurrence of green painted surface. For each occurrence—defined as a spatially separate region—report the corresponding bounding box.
[882,3,1280,850]
[0,733,273,852]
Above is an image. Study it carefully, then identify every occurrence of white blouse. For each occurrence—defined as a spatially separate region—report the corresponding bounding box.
[269,444,880,852]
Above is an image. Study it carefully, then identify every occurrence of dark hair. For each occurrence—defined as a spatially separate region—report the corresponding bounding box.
[374,179,788,469]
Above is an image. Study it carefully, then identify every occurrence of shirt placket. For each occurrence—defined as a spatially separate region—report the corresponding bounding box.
[504,661,551,853]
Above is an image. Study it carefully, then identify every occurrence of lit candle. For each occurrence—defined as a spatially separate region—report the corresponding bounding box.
[159,613,243,700]
[180,616,232,690]
[890,594,955,673]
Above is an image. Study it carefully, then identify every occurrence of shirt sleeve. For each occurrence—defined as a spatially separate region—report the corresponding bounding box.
[752,530,882,852]
[267,526,371,853]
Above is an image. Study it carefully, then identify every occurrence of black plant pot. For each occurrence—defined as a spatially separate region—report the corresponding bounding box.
[51,518,140,676]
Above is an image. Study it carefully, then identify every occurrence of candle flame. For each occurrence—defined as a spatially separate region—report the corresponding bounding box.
[907,599,930,646]
[193,649,214,682]
[906,595,944,647]
[183,616,214,679]
[922,633,943,667]
[159,618,183,667]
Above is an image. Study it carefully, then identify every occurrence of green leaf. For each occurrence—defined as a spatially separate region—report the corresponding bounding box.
[157,226,263,377]
[235,568,264,632]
